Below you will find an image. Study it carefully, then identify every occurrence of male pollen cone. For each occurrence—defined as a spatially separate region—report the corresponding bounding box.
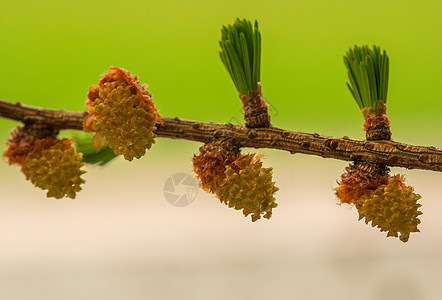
[84,67,161,161]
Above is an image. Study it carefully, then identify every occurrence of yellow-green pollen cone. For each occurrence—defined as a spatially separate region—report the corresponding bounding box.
[356,175,422,243]
[84,67,161,161]
[216,154,278,222]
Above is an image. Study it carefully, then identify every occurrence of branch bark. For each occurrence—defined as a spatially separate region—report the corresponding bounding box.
[1,98,441,172]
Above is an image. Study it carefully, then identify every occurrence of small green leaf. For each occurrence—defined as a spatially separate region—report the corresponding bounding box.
[81,146,118,166]
[60,131,117,166]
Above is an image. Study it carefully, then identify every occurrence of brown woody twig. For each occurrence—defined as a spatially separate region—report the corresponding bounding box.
[0,98,441,172]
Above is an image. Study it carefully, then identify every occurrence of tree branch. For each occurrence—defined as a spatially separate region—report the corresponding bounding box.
[0,100,86,130]
[1,99,441,172]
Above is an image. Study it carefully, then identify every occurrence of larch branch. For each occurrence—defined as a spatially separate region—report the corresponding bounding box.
[1,99,441,172]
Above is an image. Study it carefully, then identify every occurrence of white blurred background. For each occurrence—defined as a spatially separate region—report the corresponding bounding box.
[1,140,441,300]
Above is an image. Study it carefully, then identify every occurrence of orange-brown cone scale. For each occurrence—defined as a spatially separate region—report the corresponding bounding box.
[192,139,240,193]
[335,162,389,205]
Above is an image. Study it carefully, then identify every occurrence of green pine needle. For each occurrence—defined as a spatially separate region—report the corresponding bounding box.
[219,18,261,95]
[61,131,117,166]
[344,45,389,109]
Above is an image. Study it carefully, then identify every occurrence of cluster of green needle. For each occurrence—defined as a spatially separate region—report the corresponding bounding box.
[219,18,261,96]
[344,45,389,109]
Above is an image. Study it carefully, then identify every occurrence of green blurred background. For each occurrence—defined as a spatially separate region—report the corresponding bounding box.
[1,1,441,299]
[1,0,441,143]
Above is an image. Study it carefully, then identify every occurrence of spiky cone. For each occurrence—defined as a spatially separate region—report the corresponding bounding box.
[362,100,392,141]
[216,154,278,222]
[83,67,162,161]
[356,175,422,242]
[239,83,271,128]
[192,139,240,193]
[4,128,86,199]
[21,138,86,199]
